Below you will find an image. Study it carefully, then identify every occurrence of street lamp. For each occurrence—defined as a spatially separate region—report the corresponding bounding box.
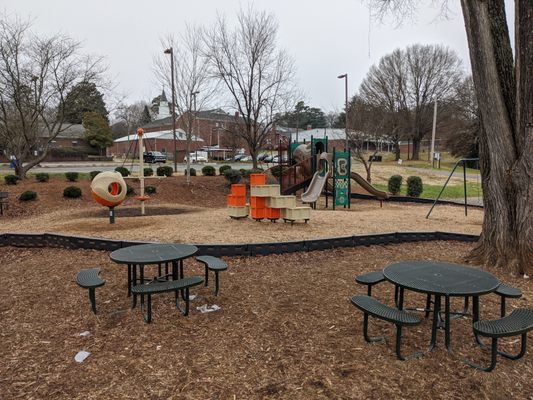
[337,73,348,151]
[164,47,177,172]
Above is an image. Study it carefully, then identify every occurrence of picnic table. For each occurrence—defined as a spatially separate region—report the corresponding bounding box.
[110,243,198,296]
[383,261,500,352]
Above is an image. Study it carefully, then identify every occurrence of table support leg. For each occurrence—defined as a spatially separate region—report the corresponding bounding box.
[445,295,452,352]
[179,260,185,299]
[398,287,404,310]
[140,264,145,311]
[472,296,486,346]
[429,295,441,351]
[127,264,132,297]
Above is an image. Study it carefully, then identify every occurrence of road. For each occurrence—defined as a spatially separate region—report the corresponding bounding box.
[0,161,257,174]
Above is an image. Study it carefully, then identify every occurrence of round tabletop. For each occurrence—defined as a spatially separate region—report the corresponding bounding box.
[110,243,198,265]
[383,261,500,296]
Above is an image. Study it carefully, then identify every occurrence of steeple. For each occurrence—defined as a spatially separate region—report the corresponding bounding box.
[161,89,168,103]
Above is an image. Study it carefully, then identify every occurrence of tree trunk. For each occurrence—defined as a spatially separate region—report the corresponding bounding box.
[461,0,532,275]
[411,137,420,160]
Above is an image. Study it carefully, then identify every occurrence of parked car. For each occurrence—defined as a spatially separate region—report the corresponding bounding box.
[234,154,246,161]
[263,154,274,163]
[240,155,253,162]
[258,153,270,161]
[143,151,166,163]
[189,153,207,163]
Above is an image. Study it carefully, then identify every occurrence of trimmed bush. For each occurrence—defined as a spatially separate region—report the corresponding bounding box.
[219,164,232,175]
[242,167,265,178]
[63,186,82,198]
[184,168,196,177]
[157,166,173,177]
[126,184,135,195]
[239,168,247,176]
[35,173,49,183]
[201,165,216,176]
[65,172,79,182]
[19,191,37,201]
[406,176,423,197]
[115,166,130,177]
[4,175,18,185]
[223,168,242,184]
[144,167,154,177]
[145,185,156,194]
[388,175,403,195]
[90,170,101,180]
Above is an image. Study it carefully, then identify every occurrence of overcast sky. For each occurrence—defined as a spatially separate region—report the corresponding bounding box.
[2,0,514,114]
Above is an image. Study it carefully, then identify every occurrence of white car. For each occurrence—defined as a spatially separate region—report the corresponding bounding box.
[189,154,207,163]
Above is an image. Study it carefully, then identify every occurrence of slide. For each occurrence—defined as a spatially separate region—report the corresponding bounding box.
[350,172,389,200]
[301,170,331,203]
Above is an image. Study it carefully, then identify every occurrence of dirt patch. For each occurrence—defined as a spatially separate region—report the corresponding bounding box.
[76,206,200,219]
[0,242,531,399]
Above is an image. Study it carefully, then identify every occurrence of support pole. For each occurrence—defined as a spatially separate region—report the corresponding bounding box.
[430,98,437,166]
[109,207,115,224]
[138,128,146,215]
[463,161,468,216]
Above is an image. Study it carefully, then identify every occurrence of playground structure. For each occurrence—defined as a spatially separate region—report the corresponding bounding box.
[227,174,311,223]
[268,136,388,208]
[90,171,127,224]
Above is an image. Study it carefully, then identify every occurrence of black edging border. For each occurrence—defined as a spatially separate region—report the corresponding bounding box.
[0,231,479,258]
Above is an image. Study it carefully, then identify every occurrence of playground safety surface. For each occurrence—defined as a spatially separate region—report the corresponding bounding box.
[0,241,531,399]
[0,176,483,244]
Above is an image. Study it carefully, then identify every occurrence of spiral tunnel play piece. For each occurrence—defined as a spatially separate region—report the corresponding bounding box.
[90,171,127,208]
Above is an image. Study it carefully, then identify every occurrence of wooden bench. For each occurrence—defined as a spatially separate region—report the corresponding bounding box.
[76,268,106,314]
[196,256,228,296]
[131,276,203,323]
[351,295,422,360]
[0,192,8,215]
[466,308,533,372]
[495,283,522,317]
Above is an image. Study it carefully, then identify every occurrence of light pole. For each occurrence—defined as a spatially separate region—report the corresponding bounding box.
[337,74,348,151]
[164,47,177,173]
[429,97,438,166]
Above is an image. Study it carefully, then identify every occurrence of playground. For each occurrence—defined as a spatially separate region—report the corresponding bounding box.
[0,135,530,400]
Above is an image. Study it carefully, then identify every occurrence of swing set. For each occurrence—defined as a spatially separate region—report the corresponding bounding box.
[426,158,481,219]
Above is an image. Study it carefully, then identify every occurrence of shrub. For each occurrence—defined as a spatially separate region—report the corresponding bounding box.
[19,191,37,201]
[115,166,130,177]
[406,176,423,197]
[201,165,216,176]
[4,175,18,185]
[143,167,154,177]
[223,168,242,184]
[219,164,232,175]
[90,170,101,180]
[388,175,403,195]
[126,184,135,195]
[184,168,196,177]
[157,166,173,177]
[145,185,156,194]
[240,167,264,179]
[65,172,79,182]
[35,173,49,183]
[63,186,82,198]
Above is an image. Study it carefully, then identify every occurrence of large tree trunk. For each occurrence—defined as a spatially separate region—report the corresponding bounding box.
[461,0,532,275]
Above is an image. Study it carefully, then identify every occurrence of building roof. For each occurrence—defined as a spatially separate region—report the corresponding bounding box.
[141,108,240,130]
[40,124,86,139]
[114,129,203,143]
[290,128,346,142]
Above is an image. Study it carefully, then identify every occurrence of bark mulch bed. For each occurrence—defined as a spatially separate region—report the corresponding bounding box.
[0,242,531,399]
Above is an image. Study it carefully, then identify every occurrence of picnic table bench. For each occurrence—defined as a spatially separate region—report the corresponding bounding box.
[131,276,203,323]
[195,256,228,296]
[76,268,106,314]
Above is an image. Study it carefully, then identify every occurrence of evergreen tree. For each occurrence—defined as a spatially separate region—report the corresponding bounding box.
[83,112,113,155]
[140,105,152,124]
[64,81,108,124]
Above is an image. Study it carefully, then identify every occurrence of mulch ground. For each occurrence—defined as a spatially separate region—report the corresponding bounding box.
[0,242,531,399]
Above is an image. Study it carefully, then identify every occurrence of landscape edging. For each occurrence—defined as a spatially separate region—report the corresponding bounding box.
[0,231,480,257]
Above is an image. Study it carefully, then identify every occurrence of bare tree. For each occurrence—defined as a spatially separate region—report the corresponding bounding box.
[0,16,105,178]
[359,48,411,160]
[154,27,216,183]
[115,101,149,136]
[368,1,532,275]
[205,7,297,168]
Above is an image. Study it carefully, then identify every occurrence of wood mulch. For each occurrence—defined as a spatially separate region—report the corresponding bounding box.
[0,242,531,399]
[0,176,483,244]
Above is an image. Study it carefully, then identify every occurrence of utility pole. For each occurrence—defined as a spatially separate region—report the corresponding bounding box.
[430,97,438,167]
[164,47,177,173]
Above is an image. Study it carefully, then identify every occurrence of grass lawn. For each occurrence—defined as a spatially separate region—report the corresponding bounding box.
[373,181,483,200]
